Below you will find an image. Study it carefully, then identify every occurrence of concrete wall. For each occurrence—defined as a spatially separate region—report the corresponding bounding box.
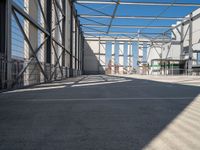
[84,39,149,75]
[84,40,105,74]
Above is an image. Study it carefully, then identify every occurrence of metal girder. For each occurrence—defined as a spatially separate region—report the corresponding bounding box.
[0,0,85,90]
[12,37,48,86]
[70,2,73,77]
[62,0,66,67]
[76,0,200,7]
[164,11,200,34]
[5,0,12,89]
[84,31,169,35]
[51,42,64,79]
[12,9,49,80]
[50,46,65,80]
[52,37,70,55]
[75,0,200,41]
[107,0,120,33]
[80,17,107,26]
[83,26,106,33]
[12,1,49,36]
[84,37,172,43]
[46,0,52,64]
[37,0,47,26]
[79,14,184,20]
[53,0,63,37]
[52,16,65,32]
[76,2,109,16]
[81,24,172,29]
[188,13,193,74]
[0,0,6,55]
[75,23,78,70]
[54,0,65,16]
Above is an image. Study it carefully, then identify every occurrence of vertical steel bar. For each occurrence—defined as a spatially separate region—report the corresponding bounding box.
[46,0,52,65]
[5,0,12,88]
[75,21,77,71]
[188,13,193,75]
[70,2,73,77]
[0,0,6,89]
[98,37,100,73]
[62,0,66,68]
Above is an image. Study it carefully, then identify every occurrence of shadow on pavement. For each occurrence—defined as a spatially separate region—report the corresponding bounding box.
[0,75,200,150]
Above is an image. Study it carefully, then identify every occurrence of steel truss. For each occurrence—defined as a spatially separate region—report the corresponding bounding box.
[74,0,200,39]
[76,1,200,7]
[74,0,200,75]
[0,0,84,90]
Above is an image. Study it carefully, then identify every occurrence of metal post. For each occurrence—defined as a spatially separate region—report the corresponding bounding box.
[161,33,164,75]
[75,22,77,73]
[137,30,140,74]
[70,3,73,77]
[0,0,6,89]
[188,13,193,75]
[180,23,184,59]
[5,0,12,88]
[180,23,185,74]
[62,0,66,70]
[98,37,100,73]
[46,0,52,81]
[77,30,80,72]
[82,36,84,73]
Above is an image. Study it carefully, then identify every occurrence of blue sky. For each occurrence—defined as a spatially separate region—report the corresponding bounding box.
[75,0,200,65]
[75,0,200,35]
[11,0,200,62]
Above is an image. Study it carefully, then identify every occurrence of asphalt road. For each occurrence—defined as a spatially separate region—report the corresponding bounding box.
[0,75,200,150]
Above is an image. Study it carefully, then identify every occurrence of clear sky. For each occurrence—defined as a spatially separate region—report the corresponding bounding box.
[75,0,200,36]
[75,0,200,66]
[11,0,200,61]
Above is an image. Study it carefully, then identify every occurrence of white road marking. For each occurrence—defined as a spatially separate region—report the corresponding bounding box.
[72,79,132,87]
[2,86,66,94]
[2,96,199,102]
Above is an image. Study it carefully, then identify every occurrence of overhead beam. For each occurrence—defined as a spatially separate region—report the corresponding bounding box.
[84,37,173,43]
[81,24,172,29]
[79,14,184,20]
[76,1,200,7]
[85,35,171,40]
[76,2,110,16]
[164,11,200,34]
[84,31,169,35]
[107,0,120,33]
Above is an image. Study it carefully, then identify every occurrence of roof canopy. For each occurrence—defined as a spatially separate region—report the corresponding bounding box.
[74,0,200,40]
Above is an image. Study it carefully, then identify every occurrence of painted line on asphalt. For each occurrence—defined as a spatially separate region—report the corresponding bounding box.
[71,79,132,87]
[2,86,66,94]
[1,96,199,102]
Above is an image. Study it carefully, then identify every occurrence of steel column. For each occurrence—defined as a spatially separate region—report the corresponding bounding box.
[5,0,12,88]
[75,21,77,71]
[46,0,52,65]
[0,0,7,89]
[69,2,73,77]
[188,13,193,75]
